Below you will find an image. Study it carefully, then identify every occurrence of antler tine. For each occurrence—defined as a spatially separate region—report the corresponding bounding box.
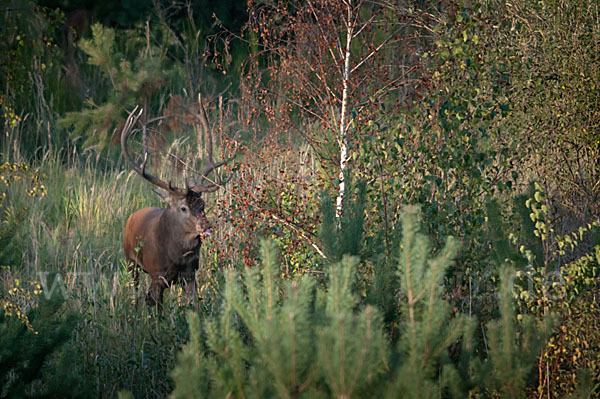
[196,93,216,177]
[121,106,186,195]
[192,166,235,192]
[190,93,234,193]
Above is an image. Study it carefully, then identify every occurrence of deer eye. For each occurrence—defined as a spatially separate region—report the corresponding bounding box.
[181,206,188,213]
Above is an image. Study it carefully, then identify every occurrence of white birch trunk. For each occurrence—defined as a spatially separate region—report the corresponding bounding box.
[336,3,354,219]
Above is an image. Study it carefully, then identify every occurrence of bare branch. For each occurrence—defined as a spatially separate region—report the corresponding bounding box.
[307,0,344,62]
[351,27,403,74]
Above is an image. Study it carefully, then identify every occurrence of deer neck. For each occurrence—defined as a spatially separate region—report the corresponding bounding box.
[158,211,200,254]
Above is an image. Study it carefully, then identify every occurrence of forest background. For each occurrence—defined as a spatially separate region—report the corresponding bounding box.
[1,0,599,397]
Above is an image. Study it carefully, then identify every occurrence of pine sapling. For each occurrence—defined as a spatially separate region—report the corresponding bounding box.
[392,206,470,399]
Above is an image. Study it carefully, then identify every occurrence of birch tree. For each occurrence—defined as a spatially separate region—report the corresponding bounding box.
[235,0,426,217]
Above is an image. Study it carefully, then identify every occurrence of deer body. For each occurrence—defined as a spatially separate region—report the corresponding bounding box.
[123,201,211,306]
[121,105,228,307]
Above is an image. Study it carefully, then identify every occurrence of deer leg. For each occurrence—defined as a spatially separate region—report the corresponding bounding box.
[179,266,198,305]
[146,277,167,308]
[182,275,198,306]
[128,263,140,287]
[125,260,141,307]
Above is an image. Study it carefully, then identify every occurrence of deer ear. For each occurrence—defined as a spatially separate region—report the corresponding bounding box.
[153,188,171,203]
[186,177,198,189]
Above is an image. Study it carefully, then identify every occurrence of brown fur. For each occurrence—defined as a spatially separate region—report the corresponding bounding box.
[123,192,211,306]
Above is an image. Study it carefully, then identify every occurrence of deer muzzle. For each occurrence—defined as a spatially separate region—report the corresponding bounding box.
[195,216,212,238]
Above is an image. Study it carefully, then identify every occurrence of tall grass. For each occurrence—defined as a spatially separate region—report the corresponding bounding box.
[1,142,222,398]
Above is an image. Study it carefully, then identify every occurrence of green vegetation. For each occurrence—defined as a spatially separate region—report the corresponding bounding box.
[1,0,599,398]
[1,292,89,398]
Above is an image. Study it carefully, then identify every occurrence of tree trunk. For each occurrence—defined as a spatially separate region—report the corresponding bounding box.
[336,3,354,219]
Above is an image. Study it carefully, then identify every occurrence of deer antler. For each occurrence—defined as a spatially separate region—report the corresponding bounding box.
[190,94,234,193]
[121,106,187,195]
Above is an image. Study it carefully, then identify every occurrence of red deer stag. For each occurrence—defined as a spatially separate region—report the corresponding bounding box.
[121,105,228,307]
